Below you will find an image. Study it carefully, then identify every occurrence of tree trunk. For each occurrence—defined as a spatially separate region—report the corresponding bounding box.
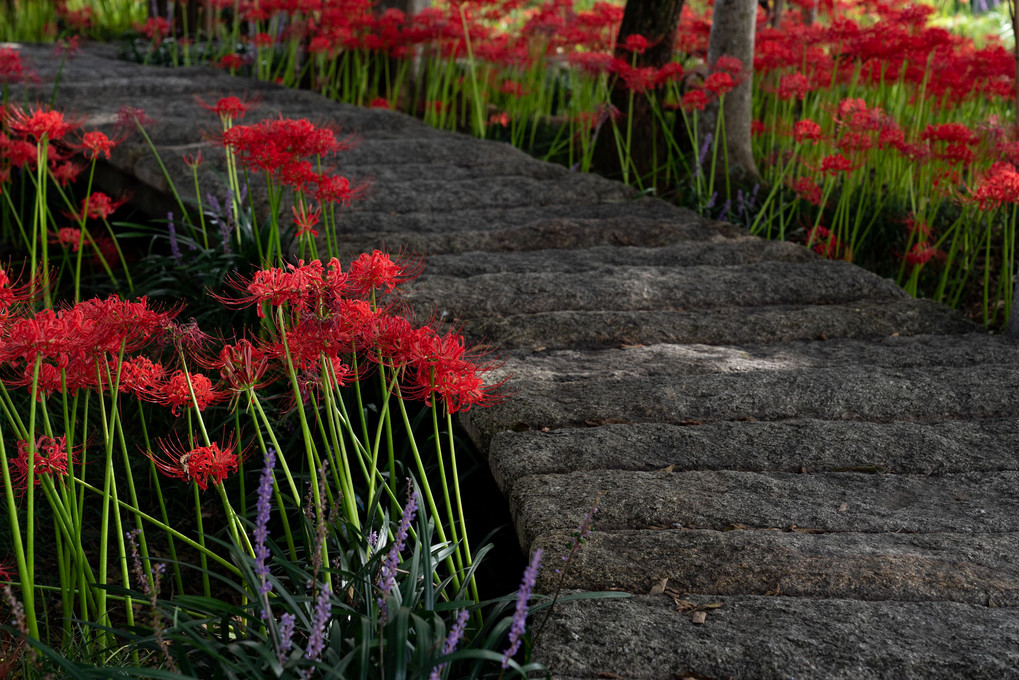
[770,0,785,29]
[700,0,760,192]
[592,0,686,185]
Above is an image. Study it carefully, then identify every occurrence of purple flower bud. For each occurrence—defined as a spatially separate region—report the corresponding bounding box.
[429,609,469,680]
[376,482,419,622]
[255,449,276,620]
[502,549,543,668]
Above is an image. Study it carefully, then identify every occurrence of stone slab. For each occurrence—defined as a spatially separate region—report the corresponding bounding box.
[407,261,909,319]
[337,203,742,239]
[508,469,1019,545]
[421,241,815,275]
[487,419,1019,496]
[532,594,1019,680]
[460,299,974,350]
[531,529,1019,605]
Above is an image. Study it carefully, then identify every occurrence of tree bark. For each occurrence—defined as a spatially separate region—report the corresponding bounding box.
[700,0,760,190]
[592,0,686,185]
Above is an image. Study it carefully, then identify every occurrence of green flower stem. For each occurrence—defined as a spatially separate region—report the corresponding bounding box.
[0,431,37,638]
[23,357,41,636]
[276,308,329,527]
[74,477,242,577]
[393,385,461,593]
[446,410,479,605]
[245,388,301,505]
[430,403,464,578]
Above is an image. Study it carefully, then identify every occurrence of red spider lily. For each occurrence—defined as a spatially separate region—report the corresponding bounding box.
[53,36,80,59]
[182,150,203,169]
[114,355,167,398]
[52,227,83,251]
[203,338,275,393]
[656,62,685,86]
[970,162,1019,210]
[704,72,735,96]
[0,266,35,318]
[292,204,321,238]
[776,73,813,101]
[69,295,176,357]
[793,119,823,144]
[148,435,240,491]
[196,94,259,126]
[68,192,129,221]
[681,90,708,112]
[369,98,392,109]
[621,33,649,55]
[818,153,857,176]
[217,54,246,71]
[50,160,86,186]
[77,130,118,160]
[344,250,422,298]
[115,105,154,132]
[805,224,850,261]
[616,62,659,94]
[221,118,355,177]
[0,133,37,169]
[789,176,822,206]
[2,309,74,366]
[401,327,506,414]
[6,106,75,143]
[219,259,329,318]
[0,47,27,84]
[11,436,73,489]
[835,98,887,132]
[138,17,172,45]
[903,242,942,267]
[159,370,223,416]
[713,55,744,78]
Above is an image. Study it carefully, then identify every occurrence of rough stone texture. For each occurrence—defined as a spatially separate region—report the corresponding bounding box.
[459,299,975,350]
[531,529,1019,605]
[488,418,1019,493]
[533,594,1019,680]
[26,43,1019,680]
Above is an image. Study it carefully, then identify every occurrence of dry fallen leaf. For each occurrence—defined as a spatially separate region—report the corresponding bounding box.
[649,578,669,595]
[722,523,748,531]
[691,611,707,624]
[658,464,675,473]
[838,502,848,512]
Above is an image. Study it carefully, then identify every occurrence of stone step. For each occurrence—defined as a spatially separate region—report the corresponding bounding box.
[532,593,1019,680]
[422,241,814,275]
[463,334,1019,444]
[337,210,741,250]
[531,528,1019,606]
[340,197,736,236]
[507,469,1019,546]
[461,299,973,350]
[487,419,1019,495]
[408,260,908,318]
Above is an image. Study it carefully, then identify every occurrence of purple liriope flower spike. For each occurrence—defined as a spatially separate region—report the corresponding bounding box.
[255,448,276,620]
[501,549,543,669]
[376,481,419,622]
[277,611,296,666]
[167,211,182,263]
[305,582,332,662]
[429,609,470,680]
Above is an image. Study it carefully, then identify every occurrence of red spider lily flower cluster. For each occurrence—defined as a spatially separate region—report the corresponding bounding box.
[215,251,505,413]
[148,435,240,491]
[970,163,1019,211]
[10,435,73,490]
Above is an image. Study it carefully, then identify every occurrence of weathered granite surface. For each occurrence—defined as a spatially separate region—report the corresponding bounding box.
[21,42,1019,679]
